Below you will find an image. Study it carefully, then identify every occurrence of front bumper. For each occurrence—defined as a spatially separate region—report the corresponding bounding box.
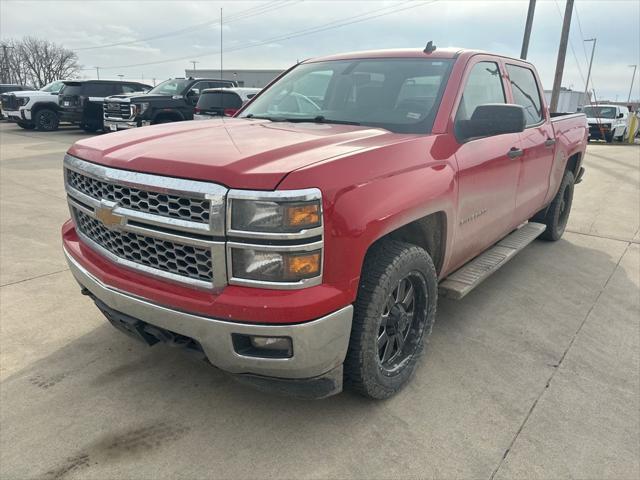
[3,109,27,122]
[64,247,353,394]
[104,118,150,131]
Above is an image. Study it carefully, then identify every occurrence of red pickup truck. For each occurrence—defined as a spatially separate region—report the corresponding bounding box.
[62,47,587,399]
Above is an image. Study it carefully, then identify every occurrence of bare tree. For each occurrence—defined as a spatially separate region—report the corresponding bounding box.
[1,37,80,88]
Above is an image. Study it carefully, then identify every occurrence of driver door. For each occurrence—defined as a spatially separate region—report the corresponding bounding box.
[450,58,523,270]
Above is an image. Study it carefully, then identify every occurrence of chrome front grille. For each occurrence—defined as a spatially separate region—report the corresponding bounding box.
[74,208,213,282]
[64,155,228,290]
[67,169,211,223]
[104,101,133,119]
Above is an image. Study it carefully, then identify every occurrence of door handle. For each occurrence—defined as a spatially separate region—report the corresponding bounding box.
[544,138,556,147]
[507,147,524,159]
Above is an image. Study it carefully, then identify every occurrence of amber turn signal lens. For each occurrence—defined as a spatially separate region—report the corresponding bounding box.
[285,204,320,229]
[285,252,321,279]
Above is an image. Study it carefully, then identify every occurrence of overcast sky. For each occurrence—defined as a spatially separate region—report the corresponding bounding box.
[2,0,638,101]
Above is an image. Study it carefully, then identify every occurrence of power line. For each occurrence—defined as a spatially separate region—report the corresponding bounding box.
[73,0,293,51]
[87,0,437,71]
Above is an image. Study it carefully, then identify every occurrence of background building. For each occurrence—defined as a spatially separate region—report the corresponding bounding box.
[543,88,589,113]
[185,69,284,88]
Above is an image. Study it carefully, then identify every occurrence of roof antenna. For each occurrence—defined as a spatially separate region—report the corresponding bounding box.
[423,41,437,54]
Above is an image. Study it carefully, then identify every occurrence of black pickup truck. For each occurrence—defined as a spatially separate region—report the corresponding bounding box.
[58,80,151,132]
[103,77,237,131]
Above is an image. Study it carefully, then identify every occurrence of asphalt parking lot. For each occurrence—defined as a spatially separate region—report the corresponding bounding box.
[0,121,638,480]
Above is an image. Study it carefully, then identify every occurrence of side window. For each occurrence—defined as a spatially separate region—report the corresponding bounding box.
[120,84,143,94]
[456,61,505,122]
[84,83,114,97]
[506,64,543,126]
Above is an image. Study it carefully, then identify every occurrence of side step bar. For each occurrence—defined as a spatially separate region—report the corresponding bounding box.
[439,222,546,300]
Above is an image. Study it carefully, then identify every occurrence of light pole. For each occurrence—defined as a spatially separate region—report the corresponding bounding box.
[190,60,199,74]
[628,65,637,103]
[520,0,537,60]
[583,38,596,106]
[94,66,100,80]
[117,74,124,81]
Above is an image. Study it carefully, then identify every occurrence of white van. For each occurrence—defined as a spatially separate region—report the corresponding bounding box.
[583,104,629,142]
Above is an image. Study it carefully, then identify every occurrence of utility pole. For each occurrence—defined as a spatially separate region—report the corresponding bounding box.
[190,60,199,74]
[94,66,100,80]
[583,38,596,106]
[628,64,637,103]
[520,0,536,60]
[117,74,124,81]
[220,8,223,82]
[549,0,574,113]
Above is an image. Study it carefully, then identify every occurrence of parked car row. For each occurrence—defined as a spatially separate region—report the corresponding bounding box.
[1,76,257,133]
[102,77,237,131]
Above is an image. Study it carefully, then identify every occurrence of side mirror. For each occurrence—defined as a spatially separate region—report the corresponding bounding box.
[617,112,624,119]
[456,104,526,142]
[187,88,199,97]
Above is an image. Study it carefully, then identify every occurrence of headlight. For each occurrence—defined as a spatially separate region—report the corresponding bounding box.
[226,188,323,288]
[19,97,29,106]
[230,246,321,283]
[135,102,149,115]
[230,199,321,233]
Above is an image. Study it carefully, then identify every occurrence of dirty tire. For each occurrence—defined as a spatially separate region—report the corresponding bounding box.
[34,108,59,131]
[82,121,100,133]
[535,170,575,241]
[344,240,437,399]
[17,122,35,130]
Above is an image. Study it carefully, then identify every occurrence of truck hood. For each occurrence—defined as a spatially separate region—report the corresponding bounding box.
[585,117,616,124]
[105,93,171,103]
[6,90,46,96]
[69,118,412,190]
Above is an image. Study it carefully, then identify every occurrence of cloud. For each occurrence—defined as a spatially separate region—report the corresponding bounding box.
[1,0,638,100]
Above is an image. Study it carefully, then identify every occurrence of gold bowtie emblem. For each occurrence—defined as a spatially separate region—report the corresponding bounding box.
[95,204,123,227]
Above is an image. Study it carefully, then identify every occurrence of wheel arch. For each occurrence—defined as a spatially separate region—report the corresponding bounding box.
[152,110,184,123]
[365,211,447,276]
[31,102,60,115]
[565,151,582,178]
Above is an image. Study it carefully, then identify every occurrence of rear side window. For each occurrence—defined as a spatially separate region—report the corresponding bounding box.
[198,92,242,109]
[456,61,505,122]
[84,83,114,97]
[506,64,543,126]
[61,83,82,96]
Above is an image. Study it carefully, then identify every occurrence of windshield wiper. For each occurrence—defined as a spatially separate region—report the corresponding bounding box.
[284,115,361,126]
[243,114,286,122]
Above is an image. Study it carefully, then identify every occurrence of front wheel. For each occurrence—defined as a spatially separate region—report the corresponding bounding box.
[534,170,575,241]
[17,122,35,130]
[344,240,437,399]
[34,109,59,131]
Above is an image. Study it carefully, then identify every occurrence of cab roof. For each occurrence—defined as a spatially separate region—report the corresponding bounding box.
[304,47,532,67]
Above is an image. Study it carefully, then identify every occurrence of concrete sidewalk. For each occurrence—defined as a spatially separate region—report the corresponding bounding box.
[1,123,638,479]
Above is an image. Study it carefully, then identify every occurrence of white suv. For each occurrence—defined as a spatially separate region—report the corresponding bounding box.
[1,80,66,131]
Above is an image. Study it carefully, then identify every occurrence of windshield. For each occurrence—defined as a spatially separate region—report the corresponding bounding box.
[148,79,191,96]
[240,58,454,133]
[583,106,617,119]
[41,81,65,93]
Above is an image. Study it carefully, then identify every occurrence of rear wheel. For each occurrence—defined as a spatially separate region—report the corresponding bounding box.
[34,109,59,131]
[534,170,575,241]
[344,240,437,399]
